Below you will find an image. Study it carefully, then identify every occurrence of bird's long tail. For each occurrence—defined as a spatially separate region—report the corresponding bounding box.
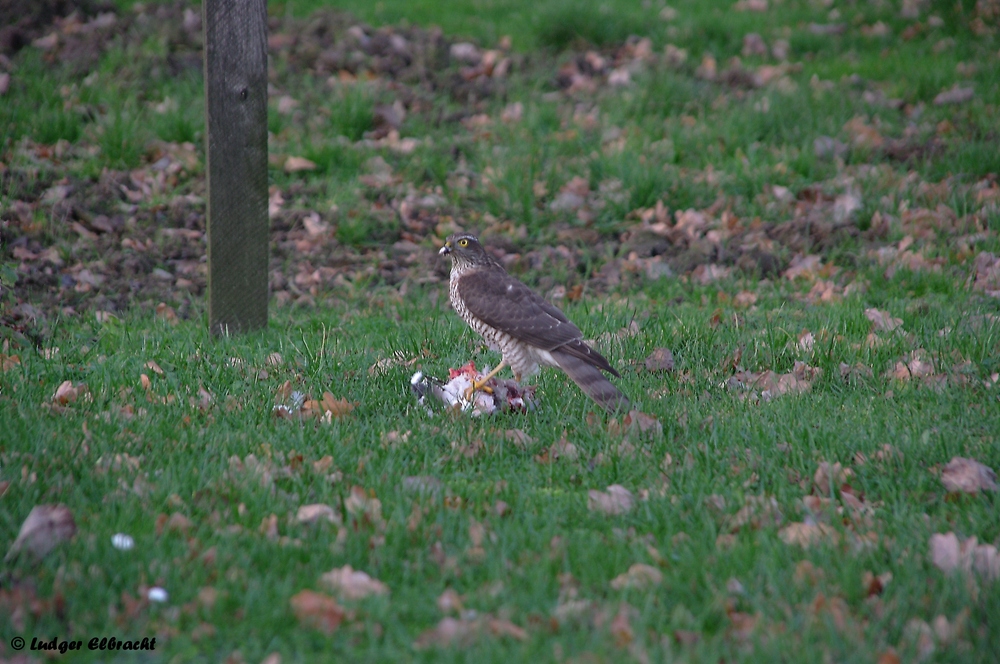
[551,348,630,413]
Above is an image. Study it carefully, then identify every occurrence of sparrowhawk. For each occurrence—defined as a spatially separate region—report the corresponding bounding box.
[439,233,629,412]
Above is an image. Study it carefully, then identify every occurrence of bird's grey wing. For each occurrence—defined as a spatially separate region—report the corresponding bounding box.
[456,269,583,351]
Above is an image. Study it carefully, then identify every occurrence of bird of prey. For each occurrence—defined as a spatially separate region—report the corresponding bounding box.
[439,232,629,412]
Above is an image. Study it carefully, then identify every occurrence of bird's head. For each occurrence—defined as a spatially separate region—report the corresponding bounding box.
[439,233,491,268]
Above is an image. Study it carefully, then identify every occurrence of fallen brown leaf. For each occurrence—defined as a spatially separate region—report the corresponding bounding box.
[610,563,663,590]
[53,380,88,405]
[622,410,663,438]
[933,85,974,105]
[488,617,527,641]
[940,456,998,494]
[414,617,474,648]
[794,560,824,586]
[644,347,675,372]
[844,116,884,149]
[862,570,893,597]
[929,532,1000,580]
[260,514,279,540]
[726,495,784,532]
[289,590,346,634]
[588,485,636,515]
[783,253,824,280]
[436,588,464,614]
[155,302,178,324]
[813,461,853,495]
[537,436,579,463]
[727,610,758,641]
[877,648,901,664]
[296,503,342,525]
[320,392,356,418]
[284,156,316,173]
[610,604,634,646]
[162,512,193,534]
[864,307,902,332]
[778,521,839,548]
[344,486,384,528]
[729,362,820,401]
[5,505,77,562]
[320,565,389,600]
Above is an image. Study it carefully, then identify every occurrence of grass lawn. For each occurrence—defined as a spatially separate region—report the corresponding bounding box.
[2,0,1000,661]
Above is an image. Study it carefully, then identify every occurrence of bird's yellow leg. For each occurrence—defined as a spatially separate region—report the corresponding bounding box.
[464,360,507,401]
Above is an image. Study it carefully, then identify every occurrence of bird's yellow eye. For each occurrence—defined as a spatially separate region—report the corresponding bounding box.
[458,238,469,247]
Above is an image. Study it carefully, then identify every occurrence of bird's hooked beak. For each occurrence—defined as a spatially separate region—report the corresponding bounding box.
[439,241,452,256]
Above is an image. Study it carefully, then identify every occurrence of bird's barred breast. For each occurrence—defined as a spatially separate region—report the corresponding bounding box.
[450,271,540,378]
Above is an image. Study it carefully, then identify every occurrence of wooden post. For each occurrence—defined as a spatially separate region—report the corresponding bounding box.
[203,0,269,335]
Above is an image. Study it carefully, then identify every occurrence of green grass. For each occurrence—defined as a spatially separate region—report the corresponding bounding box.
[3,0,1000,660]
[3,285,1000,661]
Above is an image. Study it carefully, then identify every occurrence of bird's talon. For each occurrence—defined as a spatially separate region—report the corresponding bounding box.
[464,381,494,402]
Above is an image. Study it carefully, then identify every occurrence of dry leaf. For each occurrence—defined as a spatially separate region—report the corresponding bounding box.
[794,560,824,586]
[940,457,998,493]
[929,532,1000,580]
[865,307,902,332]
[155,302,178,324]
[610,563,664,590]
[289,590,345,634]
[877,649,901,664]
[539,436,578,462]
[344,486,384,528]
[588,485,636,515]
[813,461,853,494]
[296,504,342,525]
[197,586,218,610]
[729,364,818,401]
[312,456,334,473]
[929,532,963,572]
[863,570,893,597]
[691,263,732,284]
[195,386,213,411]
[783,254,824,280]
[53,380,88,405]
[933,85,974,105]
[1,353,21,371]
[644,348,675,372]
[886,350,936,381]
[159,512,193,535]
[779,521,839,548]
[726,495,784,531]
[284,156,316,173]
[320,392,357,418]
[260,514,279,540]
[414,617,475,648]
[5,505,77,562]
[734,291,758,308]
[436,588,464,614]
[727,611,758,641]
[320,565,389,600]
[620,410,663,439]
[844,116,884,149]
[610,604,634,646]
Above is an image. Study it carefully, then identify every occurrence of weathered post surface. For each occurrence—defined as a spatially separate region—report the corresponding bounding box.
[203,0,269,335]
